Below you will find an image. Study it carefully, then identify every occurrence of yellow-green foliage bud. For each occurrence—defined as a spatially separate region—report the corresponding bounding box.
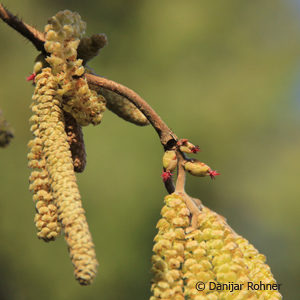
[31,68,98,285]
[150,193,282,299]
[184,160,210,177]
[33,53,50,76]
[162,150,178,172]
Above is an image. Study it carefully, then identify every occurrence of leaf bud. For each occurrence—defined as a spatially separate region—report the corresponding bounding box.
[183,159,220,179]
[177,139,200,154]
[162,150,177,172]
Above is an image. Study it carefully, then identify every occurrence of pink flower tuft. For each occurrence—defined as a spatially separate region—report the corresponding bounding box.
[209,170,220,179]
[26,73,36,82]
[161,170,173,182]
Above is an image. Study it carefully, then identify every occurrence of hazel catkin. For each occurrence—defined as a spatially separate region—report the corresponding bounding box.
[150,193,282,300]
[32,68,98,285]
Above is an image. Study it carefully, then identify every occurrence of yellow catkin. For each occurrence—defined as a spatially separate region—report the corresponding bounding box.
[150,193,282,300]
[33,68,98,285]
[44,10,106,126]
[151,194,190,300]
[28,104,61,241]
[186,206,282,300]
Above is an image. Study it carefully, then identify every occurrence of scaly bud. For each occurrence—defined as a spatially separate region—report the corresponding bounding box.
[162,150,178,172]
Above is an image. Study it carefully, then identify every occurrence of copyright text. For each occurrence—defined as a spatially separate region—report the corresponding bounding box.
[195,281,282,292]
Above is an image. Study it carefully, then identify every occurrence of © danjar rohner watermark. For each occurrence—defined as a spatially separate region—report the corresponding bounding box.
[196,281,282,293]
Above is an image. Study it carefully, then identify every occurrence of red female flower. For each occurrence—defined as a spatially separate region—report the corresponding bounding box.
[209,170,220,179]
[26,73,36,82]
[161,170,173,182]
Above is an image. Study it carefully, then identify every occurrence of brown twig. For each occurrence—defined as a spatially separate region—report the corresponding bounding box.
[0,4,45,51]
[175,152,186,194]
[86,73,178,149]
[175,152,201,227]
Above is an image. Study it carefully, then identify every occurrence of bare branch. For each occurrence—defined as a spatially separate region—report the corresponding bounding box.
[86,73,178,148]
[0,4,45,51]
[175,152,186,194]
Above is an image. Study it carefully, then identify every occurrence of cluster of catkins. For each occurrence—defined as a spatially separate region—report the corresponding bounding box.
[27,10,103,285]
[150,193,282,300]
[26,8,151,286]
[27,9,150,285]
[25,10,282,296]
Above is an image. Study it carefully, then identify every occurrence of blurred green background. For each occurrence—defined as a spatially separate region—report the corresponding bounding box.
[1,0,300,299]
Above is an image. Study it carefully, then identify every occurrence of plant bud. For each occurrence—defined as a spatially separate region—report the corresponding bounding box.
[162,150,177,172]
[184,160,220,179]
[177,139,200,154]
[183,160,210,177]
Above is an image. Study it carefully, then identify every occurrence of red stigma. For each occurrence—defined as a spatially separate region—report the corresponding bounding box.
[191,145,200,153]
[26,73,36,82]
[161,170,173,182]
[209,170,220,179]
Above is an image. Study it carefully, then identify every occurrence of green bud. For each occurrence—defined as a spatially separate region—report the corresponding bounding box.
[183,160,210,177]
[162,150,177,172]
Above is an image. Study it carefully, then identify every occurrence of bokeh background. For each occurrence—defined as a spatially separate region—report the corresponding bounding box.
[0,0,299,299]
